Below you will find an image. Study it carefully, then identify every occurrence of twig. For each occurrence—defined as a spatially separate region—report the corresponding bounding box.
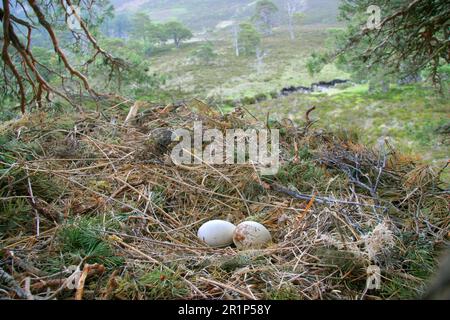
[25,166,40,236]
[0,268,28,299]
[6,251,47,277]
[271,183,385,208]
[75,264,105,300]
[199,277,257,300]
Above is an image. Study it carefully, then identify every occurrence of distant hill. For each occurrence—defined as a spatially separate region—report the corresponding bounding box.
[110,0,341,30]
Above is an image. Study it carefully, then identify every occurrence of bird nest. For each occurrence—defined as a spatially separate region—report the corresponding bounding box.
[0,98,448,300]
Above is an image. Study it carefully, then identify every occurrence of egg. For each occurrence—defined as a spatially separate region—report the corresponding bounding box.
[197,220,236,248]
[233,221,272,249]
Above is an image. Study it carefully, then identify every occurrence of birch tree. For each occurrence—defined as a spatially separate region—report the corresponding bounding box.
[253,0,279,36]
[232,23,240,57]
[231,6,245,57]
[286,0,308,41]
[255,47,268,74]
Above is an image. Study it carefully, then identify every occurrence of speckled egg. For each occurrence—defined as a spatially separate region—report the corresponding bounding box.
[233,221,272,249]
[197,220,236,248]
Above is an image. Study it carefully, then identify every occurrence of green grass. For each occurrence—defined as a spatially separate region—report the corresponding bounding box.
[249,84,449,166]
[271,161,328,193]
[145,23,449,173]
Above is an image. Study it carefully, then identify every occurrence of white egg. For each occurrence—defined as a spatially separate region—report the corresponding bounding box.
[233,221,272,249]
[197,220,236,248]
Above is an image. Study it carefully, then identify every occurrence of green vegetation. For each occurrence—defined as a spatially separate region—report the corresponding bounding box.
[191,41,218,64]
[265,285,302,300]
[164,21,194,48]
[337,0,448,87]
[57,217,124,270]
[253,0,279,35]
[147,25,348,100]
[114,267,189,300]
[238,23,262,55]
[248,84,449,165]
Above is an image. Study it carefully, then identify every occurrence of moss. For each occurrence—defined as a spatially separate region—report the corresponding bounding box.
[239,96,254,105]
[265,285,302,300]
[254,93,269,102]
[219,255,253,272]
[114,267,189,300]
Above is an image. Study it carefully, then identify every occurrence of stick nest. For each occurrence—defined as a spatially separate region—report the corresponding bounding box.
[0,98,448,300]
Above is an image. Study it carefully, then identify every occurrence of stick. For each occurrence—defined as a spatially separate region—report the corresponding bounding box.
[25,166,40,236]
[270,183,385,208]
[75,264,105,300]
[0,268,28,299]
[6,251,47,277]
[199,277,257,300]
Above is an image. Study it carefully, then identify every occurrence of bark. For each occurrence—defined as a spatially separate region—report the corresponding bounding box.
[28,0,93,94]
[1,1,27,113]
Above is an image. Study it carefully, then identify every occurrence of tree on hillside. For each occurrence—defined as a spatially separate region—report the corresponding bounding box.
[307,27,398,93]
[0,0,125,113]
[130,12,159,44]
[154,24,170,45]
[238,23,261,55]
[163,21,193,48]
[99,37,164,97]
[255,47,268,74]
[192,41,217,65]
[337,0,450,89]
[105,13,132,38]
[285,0,307,40]
[252,0,279,36]
[327,28,395,93]
[231,6,246,57]
[232,23,240,57]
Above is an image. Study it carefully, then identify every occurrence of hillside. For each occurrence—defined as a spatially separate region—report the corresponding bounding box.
[110,0,341,30]
[149,25,348,100]
[144,24,449,168]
